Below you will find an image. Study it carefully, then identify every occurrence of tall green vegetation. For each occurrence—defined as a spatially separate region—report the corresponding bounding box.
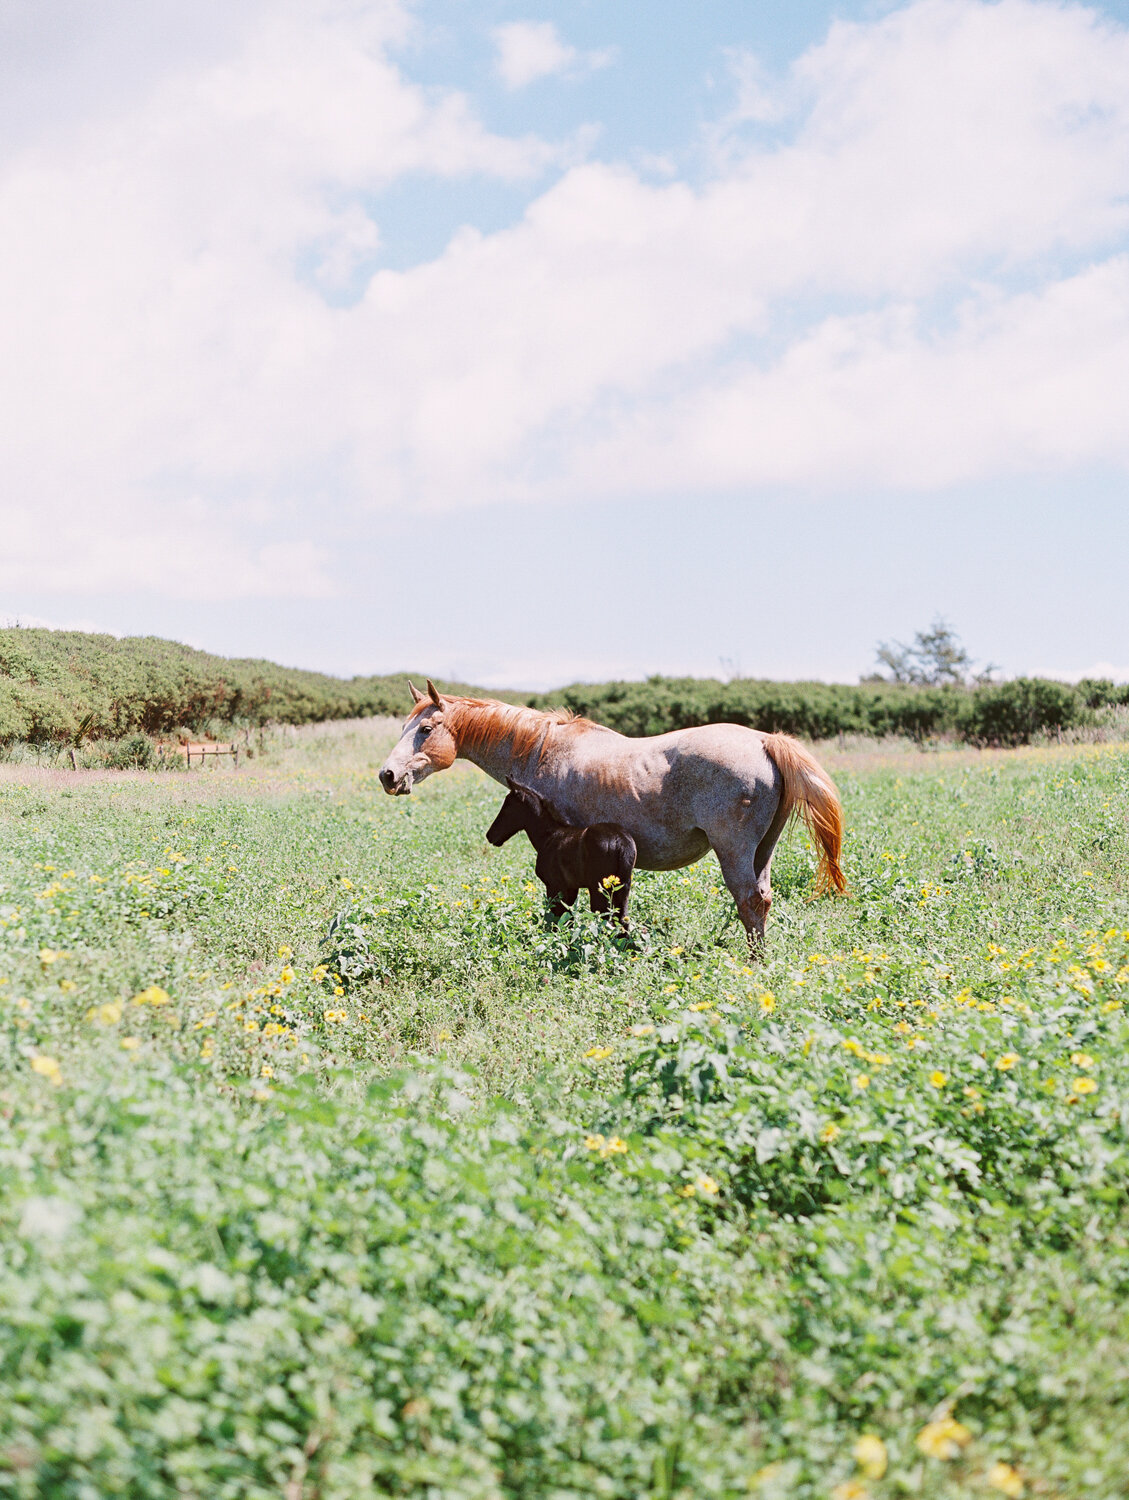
[2,625,1127,750]
[0,627,514,745]
[533,672,1125,745]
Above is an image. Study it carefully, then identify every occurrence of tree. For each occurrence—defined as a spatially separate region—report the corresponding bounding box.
[873,618,982,686]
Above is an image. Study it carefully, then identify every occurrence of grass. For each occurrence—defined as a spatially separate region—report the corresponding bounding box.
[1,721,1128,1498]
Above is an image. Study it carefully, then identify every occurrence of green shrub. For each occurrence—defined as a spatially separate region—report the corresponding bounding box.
[104,732,155,770]
[959,677,1087,746]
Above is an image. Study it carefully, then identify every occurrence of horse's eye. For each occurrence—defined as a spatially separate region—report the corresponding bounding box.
[419,723,432,736]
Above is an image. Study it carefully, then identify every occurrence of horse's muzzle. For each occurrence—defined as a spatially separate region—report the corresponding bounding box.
[379,766,412,795]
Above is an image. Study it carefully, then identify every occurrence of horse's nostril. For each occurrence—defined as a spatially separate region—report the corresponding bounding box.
[380,768,394,789]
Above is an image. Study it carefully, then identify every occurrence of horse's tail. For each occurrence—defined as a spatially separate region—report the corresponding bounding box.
[761,732,847,896]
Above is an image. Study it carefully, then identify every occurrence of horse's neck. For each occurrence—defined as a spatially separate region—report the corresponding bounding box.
[455,724,549,792]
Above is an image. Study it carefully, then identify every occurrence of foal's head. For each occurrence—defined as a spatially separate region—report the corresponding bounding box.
[485,779,563,846]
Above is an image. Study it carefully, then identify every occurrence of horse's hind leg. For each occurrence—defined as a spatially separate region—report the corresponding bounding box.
[713,844,776,959]
[711,784,792,958]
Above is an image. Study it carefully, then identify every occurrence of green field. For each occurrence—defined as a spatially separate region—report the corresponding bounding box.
[2,722,1128,1498]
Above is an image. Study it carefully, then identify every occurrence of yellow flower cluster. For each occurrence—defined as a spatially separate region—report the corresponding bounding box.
[916,1417,971,1459]
[584,1133,628,1158]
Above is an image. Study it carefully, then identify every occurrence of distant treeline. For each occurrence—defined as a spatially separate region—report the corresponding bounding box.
[529,675,1129,747]
[3,628,1127,748]
[0,628,515,745]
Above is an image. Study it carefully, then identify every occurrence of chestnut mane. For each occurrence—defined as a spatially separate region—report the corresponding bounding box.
[414,696,596,762]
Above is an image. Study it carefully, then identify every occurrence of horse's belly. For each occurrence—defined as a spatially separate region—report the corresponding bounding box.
[631,826,711,872]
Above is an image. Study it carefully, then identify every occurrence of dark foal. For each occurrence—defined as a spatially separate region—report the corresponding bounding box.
[485,779,636,926]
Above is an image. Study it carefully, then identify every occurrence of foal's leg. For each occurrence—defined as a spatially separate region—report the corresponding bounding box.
[612,869,632,927]
[547,886,579,922]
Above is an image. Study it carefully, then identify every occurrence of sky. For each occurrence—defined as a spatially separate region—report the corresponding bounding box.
[2,0,1129,688]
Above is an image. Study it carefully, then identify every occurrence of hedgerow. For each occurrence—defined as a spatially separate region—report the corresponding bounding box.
[5,627,1127,751]
[0,627,512,745]
[532,673,1126,746]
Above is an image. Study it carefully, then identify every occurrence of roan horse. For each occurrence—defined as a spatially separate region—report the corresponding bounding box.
[485,779,637,927]
[379,681,846,954]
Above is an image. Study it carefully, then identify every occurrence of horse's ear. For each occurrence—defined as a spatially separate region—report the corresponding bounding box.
[408,680,425,705]
[426,679,442,708]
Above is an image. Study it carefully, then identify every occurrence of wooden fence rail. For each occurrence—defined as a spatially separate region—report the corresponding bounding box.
[183,742,240,769]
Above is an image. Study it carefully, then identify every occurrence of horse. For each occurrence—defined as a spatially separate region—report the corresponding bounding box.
[379,680,846,955]
[485,778,637,926]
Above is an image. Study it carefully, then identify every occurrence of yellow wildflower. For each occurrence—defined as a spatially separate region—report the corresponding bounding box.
[986,1462,1023,1496]
[820,1123,841,1144]
[694,1174,720,1195]
[853,1073,870,1091]
[279,966,295,985]
[322,1010,346,1024]
[584,1045,612,1060]
[759,992,776,1013]
[852,1434,887,1479]
[436,1028,453,1042]
[628,1023,655,1037]
[88,1001,123,1026]
[120,1036,141,1051]
[750,1462,782,1487]
[1072,1077,1098,1095]
[333,986,345,997]
[58,978,77,992]
[260,1064,273,1078]
[929,1071,947,1089]
[831,1483,869,1500]
[584,1134,605,1151]
[602,1137,629,1157]
[689,1001,714,1013]
[995,1053,1019,1071]
[30,1055,62,1085]
[916,1418,971,1459]
[1070,1052,1094,1069]
[277,945,292,958]
[132,985,170,1007]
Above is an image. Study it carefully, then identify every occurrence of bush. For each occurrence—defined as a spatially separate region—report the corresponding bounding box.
[959,677,1088,747]
[104,732,155,770]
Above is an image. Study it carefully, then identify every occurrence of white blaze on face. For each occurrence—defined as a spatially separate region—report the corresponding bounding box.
[379,707,440,793]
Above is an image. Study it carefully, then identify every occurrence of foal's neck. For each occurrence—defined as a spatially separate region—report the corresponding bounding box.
[517,807,555,852]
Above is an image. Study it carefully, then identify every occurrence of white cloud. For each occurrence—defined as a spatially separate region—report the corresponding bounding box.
[492,20,614,89]
[2,0,1129,602]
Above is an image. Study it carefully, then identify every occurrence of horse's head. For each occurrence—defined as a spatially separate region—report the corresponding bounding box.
[379,680,457,795]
